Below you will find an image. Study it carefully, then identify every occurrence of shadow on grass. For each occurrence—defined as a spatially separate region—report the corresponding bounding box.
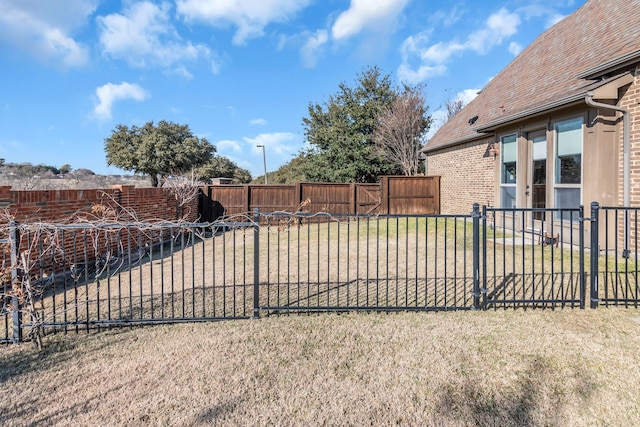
[195,400,241,424]
[433,356,596,426]
[0,328,132,386]
[0,376,136,425]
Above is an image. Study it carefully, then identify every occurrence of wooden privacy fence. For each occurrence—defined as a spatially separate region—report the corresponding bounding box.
[198,176,440,221]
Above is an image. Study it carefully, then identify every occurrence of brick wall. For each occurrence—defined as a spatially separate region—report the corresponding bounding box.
[0,185,201,285]
[425,137,495,214]
[621,68,640,207]
[0,185,199,224]
[616,66,640,251]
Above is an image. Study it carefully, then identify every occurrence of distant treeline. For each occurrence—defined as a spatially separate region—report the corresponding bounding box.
[0,160,148,190]
[0,160,92,177]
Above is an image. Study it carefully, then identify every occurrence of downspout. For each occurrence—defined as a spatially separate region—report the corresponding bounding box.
[584,91,630,256]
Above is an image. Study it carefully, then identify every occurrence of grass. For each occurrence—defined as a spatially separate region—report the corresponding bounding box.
[2,309,640,425]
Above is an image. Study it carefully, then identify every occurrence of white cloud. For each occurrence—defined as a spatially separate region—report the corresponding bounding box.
[465,8,520,54]
[398,8,522,83]
[170,65,194,79]
[300,30,328,68]
[332,0,409,40]
[456,88,479,105]
[176,0,313,45]
[217,139,242,152]
[0,0,96,67]
[424,109,447,141]
[429,5,463,28]
[211,59,222,75]
[244,132,298,155]
[93,82,149,121]
[398,63,447,83]
[250,118,267,126]
[97,1,210,71]
[508,41,523,56]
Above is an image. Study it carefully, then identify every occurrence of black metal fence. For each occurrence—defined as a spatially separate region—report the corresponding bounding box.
[2,203,639,343]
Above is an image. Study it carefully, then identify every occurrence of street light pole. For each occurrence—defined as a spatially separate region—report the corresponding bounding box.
[256,144,267,184]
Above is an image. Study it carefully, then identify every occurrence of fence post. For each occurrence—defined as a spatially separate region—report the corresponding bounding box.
[253,208,260,319]
[472,203,481,310]
[579,205,585,309]
[9,220,22,343]
[481,205,487,309]
[590,202,600,309]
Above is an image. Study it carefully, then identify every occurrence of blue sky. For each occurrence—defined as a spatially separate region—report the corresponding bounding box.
[0,0,585,179]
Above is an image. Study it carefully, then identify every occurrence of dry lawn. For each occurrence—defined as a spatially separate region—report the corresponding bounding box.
[2,309,640,426]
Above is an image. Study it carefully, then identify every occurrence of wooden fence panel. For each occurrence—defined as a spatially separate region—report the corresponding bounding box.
[207,185,246,217]
[356,184,381,214]
[383,176,440,214]
[200,176,440,219]
[299,183,353,214]
[248,186,296,213]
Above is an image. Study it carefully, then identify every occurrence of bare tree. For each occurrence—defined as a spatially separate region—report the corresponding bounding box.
[373,85,431,176]
[445,98,465,122]
[163,174,203,220]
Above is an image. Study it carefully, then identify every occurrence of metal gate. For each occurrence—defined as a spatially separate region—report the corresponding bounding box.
[479,205,585,310]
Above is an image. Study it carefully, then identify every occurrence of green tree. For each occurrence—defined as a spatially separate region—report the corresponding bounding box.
[253,152,307,184]
[194,156,252,184]
[59,164,72,174]
[105,120,214,187]
[302,66,402,183]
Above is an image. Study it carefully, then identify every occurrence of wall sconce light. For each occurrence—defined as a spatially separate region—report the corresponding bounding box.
[488,143,499,158]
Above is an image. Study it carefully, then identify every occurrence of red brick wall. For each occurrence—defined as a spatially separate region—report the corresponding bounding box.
[425,137,496,214]
[0,185,201,281]
[0,185,199,224]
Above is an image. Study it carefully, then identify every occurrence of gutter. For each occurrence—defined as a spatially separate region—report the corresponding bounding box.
[577,49,640,79]
[476,94,586,133]
[423,94,586,154]
[584,91,631,256]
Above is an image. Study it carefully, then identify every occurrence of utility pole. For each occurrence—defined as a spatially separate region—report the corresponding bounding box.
[256,144,267,184]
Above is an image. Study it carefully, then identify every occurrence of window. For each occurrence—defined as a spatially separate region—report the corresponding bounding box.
[554,118,582,220]
[500,134,517,208]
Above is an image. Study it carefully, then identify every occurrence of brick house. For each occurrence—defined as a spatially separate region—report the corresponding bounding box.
[423,0,639,248]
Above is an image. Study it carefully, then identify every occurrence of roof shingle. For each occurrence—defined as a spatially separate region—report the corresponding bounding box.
[425,0,640,151]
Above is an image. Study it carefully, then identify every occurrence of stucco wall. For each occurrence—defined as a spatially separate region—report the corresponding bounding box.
[425,137,495,214]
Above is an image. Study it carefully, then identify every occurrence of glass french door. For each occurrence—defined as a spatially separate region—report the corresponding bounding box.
[527,130,547,225]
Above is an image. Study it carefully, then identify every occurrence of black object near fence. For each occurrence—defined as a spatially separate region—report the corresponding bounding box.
[2,203,639,343]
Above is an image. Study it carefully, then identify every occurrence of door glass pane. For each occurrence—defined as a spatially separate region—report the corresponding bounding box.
[532,134,546,160]
[501,134,517,184]
[531,134,546,220]
[532,159,546,220]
